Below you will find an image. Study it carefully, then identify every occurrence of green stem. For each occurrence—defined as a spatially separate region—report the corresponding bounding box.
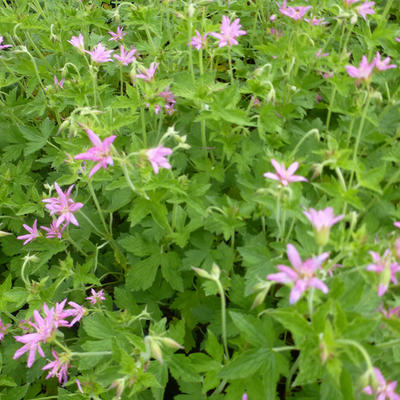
[375,338,400,348]
[21,257,31,287]
[273,346,297,352]
[337,339,373,371]
[87,181,109,235]
[53,339,71,354]
[308,287,315,320]
[120,65,124,96]
[71,351,112,357]
[348,89,371,188]
[227,47,234,85]
[216,279,229,361]
[77,210,104,237]
[188,17,195,82]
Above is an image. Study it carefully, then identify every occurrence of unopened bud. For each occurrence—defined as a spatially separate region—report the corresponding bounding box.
[160,337,184,349]
[192,267,213,280]
[211,263,220,280]
[188,3,195,18]
[150,340,163,364]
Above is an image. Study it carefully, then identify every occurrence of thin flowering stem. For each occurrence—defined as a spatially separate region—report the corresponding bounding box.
[349,88,371,188]
[337,339,373,371]
[187,14,195,83]
[87,181,109,236]
[227,47,234,85]
[215,278,229,362]
[71,351,112,357]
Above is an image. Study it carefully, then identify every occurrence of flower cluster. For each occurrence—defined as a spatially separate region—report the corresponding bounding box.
[13,299,86,368]
[276,1,312,21]
[346,52,396,84]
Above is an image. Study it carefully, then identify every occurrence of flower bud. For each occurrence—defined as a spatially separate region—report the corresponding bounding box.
[192,267,213,280]
[160,337,184,349]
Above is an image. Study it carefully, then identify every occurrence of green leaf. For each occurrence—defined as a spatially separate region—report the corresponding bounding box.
[83,314,115,339]
[126,255,161,291]
[219,348,271,379]
[229,311,270,347]
[160,251,184,292]
[169,354,202,382]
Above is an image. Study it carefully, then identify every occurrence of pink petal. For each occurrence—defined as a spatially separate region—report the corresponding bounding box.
[286,244,302,270]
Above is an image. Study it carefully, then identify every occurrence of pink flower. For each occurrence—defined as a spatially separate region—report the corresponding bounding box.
[366,250,400,297]
[305,15,327,25]
[66,302,86,327]
[41,221,66,239]
[211,15,247,48]
[159,86,177,114]
[267,244,329,304]
[345,55,374,83]
[189,30,209,50]
[315,92,323,104]
[17,219,40,245]
[113,45,136,66]
[343,0,360,6]
[304,207,344,246]
[396,36,400,43]
[0,319,11,341]
[379,304,400,319]
[136,62,159,81]
[270,14,277,21]
[13,309,55,367]
[85,43,113,63]
[357,1,375,20]
[42,350,70,385]
[68,34,84,51]
[323,71,333,79]
[394,222,400,229]
[146,146,173,174]
[316,49,329,58]
[108,26,126,42]
[74,128,116,177]
[0,36,12,50]
[373,52,397,71]
[43,300,71,329]
[54,75,64,89]
[264,159,307,186]
[276,1,312,21]
[364,368,400,400]
[42,183,83,227]
[395,237,400,260]
[86,288,106,304]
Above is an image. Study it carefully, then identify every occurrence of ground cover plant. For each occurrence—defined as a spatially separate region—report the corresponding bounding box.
[0,0,400,398]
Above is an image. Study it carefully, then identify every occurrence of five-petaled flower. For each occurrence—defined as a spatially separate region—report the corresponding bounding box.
[42,183,83,227]
[74,128,116,177]
[136,62,159,81]
[264,159,307,186]
[276,1,312,21]
[17,219,40,245]
[374,51,397,71]
[68,34,84,51]
[146,146,173,174]
[108,26,126,42]
[85,43,113,63]
[114,45,136,66]
[366,250,400,297]
[345,55,375,83]
[304,207,344,247]
[267,244,329,304]
[364,368,400,400]
[41,221,66,239]
[211,15,247,48]
[42,350,71,386]
[86,289,106,304]
[189,30,209,50]
[357,1,375,20]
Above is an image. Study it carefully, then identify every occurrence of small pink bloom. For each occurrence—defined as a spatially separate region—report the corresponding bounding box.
[146,146,173,174]
[66,302,86,327]
[379,304,400,319]
[366,250,400,297]
[316,49,329,58]
[357,1,375,20]
[394,222,400,229]
[74,128,116,177]
[189,30,209,50]
[68,34,84,51]
[373,52,397,71]
[113,45,136,66]
[108,26,126,42]
[86,288,106,304]
[13,309,55,367]
[323,71,333,79]
[396,36,400,43]
[42,350,70,385]
[159,86,177,114]
[0,36,12,50]
[267,244,329,304]
[41,221,66,239]
[264,159,307,186]
[315,92,323,103]
[53,75,64,89]
[276,1,312,21]
[304,207,344,232]
[345,55,374,83]
[270,14,277,21]
[242,394,248,400]
[43,300,71,329]
[210,15,247,48]
[42,183,83,227]
[136,62,159,81]
[270,28,283,37]
[305,15,327,25]
[17,219,40,245]
[0,319,11,341]
[85,43,113,63]
[363,368,400,400]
